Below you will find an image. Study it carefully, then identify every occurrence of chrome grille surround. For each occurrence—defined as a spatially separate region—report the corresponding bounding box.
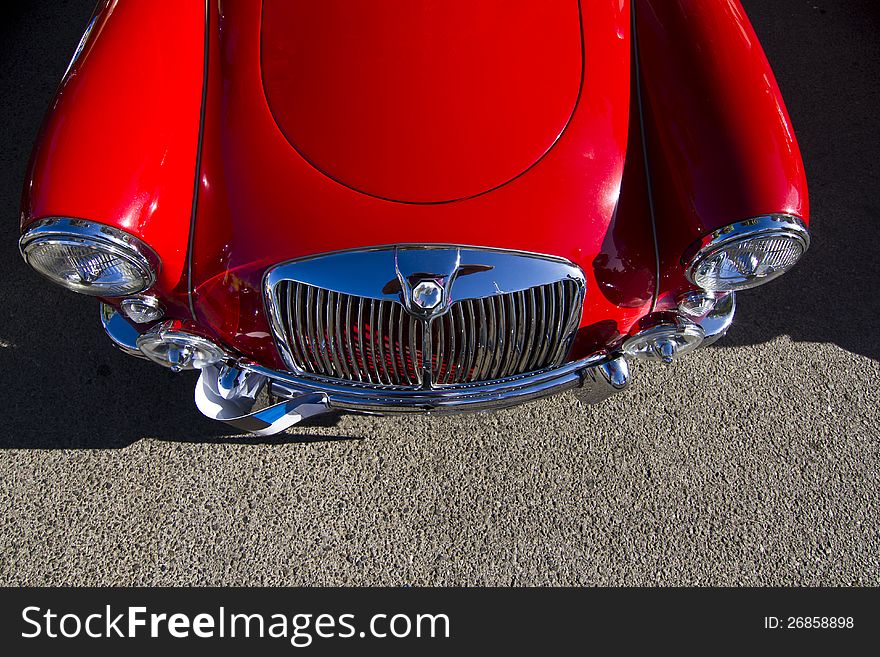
[264,246,586,391]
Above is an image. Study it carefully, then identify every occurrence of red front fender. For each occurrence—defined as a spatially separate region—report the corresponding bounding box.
[634,0,809,302]
[20,0,207,312]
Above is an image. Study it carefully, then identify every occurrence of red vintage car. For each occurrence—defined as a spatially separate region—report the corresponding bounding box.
[19,0,809,436]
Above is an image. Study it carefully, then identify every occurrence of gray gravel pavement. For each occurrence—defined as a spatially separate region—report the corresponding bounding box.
[0,1,877,586]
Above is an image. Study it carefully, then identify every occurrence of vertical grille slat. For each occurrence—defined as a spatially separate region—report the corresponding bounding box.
[293,284,313,373]
[312,288,327,374]
[503,291,518,378]
[388,304,412,386]
[472,299,488,381]
[543,285,555,367]
[408,312,421,387]
[367,300,377,382]
[280,284,300,370]
[501,292,514,377]
[379,301,395,385]
[551,280,576,365]
[327,291,348,379]
[463,300,478,382]
[433,315,445,383]
[312,287,325,373]
[272,279,581,387]
[528,286,547,372]
[479,297,495,380]
[343,294,359,382]
[519,287,538,373]
[543,284,558,366]
[306,287,323,374]
[387,303,400,384]
[355,296,369,383]
[490,295,506,380]
[551,281,566,364]
[513,290,527,373]
[445,312,456,384]
[534,285,553,370]
[452,303,467,384]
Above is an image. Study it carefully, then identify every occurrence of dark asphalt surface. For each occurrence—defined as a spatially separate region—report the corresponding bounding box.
[0,1,877,585]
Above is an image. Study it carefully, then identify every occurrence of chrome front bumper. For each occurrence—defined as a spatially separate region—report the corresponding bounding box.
[101,289,734,436]
[246,353,631,415]
[101,302,631,433]
[189,354,630,436]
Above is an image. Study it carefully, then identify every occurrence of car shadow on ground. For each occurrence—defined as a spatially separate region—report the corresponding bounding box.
[0,287,352,448]
[0,0,875,449]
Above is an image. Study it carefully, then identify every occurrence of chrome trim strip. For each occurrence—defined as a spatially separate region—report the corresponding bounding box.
[186,0,212,321]
[264,244,583,303]
[631,2,663,313]
[62,14,98,80]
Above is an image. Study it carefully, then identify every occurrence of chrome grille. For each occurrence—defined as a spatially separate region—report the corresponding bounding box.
[275,281,424,386]
[430,280,580,384]
[271,278,582,388]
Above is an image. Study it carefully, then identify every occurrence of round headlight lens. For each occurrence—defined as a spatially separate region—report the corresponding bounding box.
[686,216,809,292]
[136,323,225,371]
[24,239,154,296]
[20,218,157,297]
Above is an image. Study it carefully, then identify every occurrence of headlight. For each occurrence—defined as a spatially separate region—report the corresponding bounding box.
[685,215,809,292]
[136,322,226,371]
[19,218,158,296]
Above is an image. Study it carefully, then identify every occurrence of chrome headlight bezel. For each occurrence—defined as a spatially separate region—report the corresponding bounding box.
[19,217,159,297]
[684,214,810,292]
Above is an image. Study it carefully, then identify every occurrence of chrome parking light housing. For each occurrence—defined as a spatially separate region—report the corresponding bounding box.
[677,290,725,318]
[623,316,705,363]
[120,295,165,324]
[136,321,226,372]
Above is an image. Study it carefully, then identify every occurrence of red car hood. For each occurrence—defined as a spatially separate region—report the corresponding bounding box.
[191,0,655,366]
[261,0,582,204]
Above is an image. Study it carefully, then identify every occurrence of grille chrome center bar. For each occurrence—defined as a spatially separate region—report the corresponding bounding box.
[264,245,586,390]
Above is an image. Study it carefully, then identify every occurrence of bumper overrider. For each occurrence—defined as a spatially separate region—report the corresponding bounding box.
[97,244,739,436]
